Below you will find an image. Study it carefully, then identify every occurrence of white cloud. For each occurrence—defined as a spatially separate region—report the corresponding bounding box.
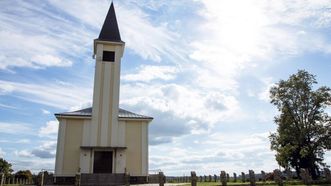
[0,1,91,70]
[39,120,59,138]
[0,80,92,109]
[15,150,33,158]
[0,148,5,157]
[31,55,72,68]
[123,65,179,82]
[0,139,30,144]
[247,77,275,102]
[11,158,55,173]
[149,132,278,175]
[189,0,331,95]
[15,140,57,161]
[121,83,242,127]
[42,109,50,115]
[31,140,57,159]
[47,0,187,63]
[0,122,33,134]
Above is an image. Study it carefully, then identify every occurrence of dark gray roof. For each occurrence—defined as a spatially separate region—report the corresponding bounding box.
[98,2,122,42]
[55,107,153,120]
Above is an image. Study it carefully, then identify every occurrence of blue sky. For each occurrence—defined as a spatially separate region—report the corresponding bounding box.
[0,0,331,176]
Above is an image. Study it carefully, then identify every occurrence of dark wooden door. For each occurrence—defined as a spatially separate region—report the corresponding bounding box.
[93,151,113,173]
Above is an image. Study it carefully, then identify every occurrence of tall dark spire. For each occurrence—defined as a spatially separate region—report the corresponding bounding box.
[98,2,122,42]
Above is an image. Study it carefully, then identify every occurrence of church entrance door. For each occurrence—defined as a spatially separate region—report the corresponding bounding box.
[93,151,113,173]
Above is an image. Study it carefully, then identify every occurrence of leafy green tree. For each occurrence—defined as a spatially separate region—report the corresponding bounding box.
[15,170,33,182]
[0,158,13,177]
[269,70,331,179]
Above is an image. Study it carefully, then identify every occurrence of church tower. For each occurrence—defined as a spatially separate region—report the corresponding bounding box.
[90,2,125,147]
[54,3,152,184]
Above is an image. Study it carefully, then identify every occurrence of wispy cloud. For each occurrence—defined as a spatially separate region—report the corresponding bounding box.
[0,139,30,144]
[47,0,188,63]
[0,122,34,134]
[42,109,50,115]
[0,103,17,110]
[122,65,179,82]
[0,80,92,109]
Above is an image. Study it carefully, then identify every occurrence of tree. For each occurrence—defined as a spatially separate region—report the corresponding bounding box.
[269,70,331,179]
[15,170,33,182]
[0,158,13,177]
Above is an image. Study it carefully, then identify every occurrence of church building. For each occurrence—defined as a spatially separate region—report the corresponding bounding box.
[54,3,153,183]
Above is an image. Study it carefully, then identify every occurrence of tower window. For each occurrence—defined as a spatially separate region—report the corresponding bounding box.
[102,51,115,62]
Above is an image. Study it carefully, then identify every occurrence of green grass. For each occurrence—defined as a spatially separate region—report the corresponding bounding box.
[180,182,331,186]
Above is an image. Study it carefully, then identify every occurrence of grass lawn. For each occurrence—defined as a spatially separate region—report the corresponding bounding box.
[180,182,331,186]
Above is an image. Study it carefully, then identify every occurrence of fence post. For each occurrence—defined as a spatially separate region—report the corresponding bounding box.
[248,170,256,186]
[159,172,165,186]
[191,171,197,186]
[0,173,4,186]
[41,171,45,186]
[220,171,227,186]
[75,172,81,186]
[125,172,130,186]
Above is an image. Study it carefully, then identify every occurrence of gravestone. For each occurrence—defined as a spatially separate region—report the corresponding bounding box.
[324,168,331,183]
[214,174,217,182]
[241,172,246,183]
[220,171,227,186]
[191,171,197,186]
[249,170,256,186]
[261,171,266,182]
[300,169,312,186]
[159,172,165,186]
[209,175,212,182]
[204,175,207,182]
[233,173,237,182]
[273,169,283,186]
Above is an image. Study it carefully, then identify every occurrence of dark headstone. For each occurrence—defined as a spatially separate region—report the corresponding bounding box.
[241,172,246,183]
[249,170,256,186]
[220,171,227,186]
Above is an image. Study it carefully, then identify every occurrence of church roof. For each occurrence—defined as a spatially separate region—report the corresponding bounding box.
[55,107,153,120]
[98,2,122,42]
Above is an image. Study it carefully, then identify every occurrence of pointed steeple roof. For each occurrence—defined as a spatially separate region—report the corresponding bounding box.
[98,2,122,42]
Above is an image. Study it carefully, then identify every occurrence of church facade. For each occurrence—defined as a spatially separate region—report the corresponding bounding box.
[54,3,153,182]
